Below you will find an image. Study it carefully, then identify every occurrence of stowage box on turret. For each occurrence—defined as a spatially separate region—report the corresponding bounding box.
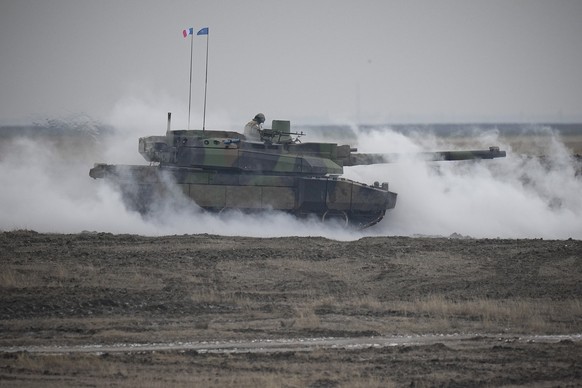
[90,115,506,228]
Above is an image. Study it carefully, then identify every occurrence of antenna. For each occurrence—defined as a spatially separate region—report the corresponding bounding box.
[183,27,209,131]
[183,27,194,130]
[198,27,210,132]
[188,34,193,130]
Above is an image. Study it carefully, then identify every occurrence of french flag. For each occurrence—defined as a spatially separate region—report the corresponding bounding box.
[182,27,194,38]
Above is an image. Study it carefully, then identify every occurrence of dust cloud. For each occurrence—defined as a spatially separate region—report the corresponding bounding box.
[344,127,582,239]
[0,99,357,240]
[0,100,580,240]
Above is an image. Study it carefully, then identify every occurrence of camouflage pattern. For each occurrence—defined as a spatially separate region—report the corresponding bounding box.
[90,120,505,228]
[90,162,395,228]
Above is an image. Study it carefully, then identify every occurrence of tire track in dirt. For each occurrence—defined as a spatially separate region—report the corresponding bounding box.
[2,334,581,355]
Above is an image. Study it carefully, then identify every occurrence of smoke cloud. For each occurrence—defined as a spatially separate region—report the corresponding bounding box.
[345,126,581,239]
[0,99,580,240]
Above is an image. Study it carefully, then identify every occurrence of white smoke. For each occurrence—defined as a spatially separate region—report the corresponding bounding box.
[345,127,582,239]
[0,98,580,240]
[0,97,358,240]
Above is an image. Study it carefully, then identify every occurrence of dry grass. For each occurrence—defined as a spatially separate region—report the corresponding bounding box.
[402,295,582,330]
[0,261,169,290]
[1,352,396,388]
[293,305,321,329]
[190,289,253,309]
[0,269,26,288]
[311,295,582,334]
[13,352,128,378]
[185,288,582,334]
[184,288,582,334]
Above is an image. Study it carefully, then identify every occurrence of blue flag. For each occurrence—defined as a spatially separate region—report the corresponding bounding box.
[197,27,209,35]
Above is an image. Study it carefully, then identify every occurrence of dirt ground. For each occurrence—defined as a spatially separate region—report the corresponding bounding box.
[1,230,581,387]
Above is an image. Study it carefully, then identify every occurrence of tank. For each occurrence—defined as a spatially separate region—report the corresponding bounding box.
[90,115,506,228]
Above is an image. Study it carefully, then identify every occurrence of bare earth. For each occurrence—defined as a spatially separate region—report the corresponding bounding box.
[1,231,581,387]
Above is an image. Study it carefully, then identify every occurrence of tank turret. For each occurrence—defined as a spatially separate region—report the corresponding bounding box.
[90,116,506,228]
[135,121,505,175]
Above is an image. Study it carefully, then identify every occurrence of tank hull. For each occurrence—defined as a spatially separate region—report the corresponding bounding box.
[90,164,397,229]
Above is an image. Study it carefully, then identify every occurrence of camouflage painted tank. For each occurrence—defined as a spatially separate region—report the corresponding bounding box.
[90,115,506,228]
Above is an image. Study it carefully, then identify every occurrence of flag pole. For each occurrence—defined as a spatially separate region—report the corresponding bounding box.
[187,32,194,130]
[202,31,209,132]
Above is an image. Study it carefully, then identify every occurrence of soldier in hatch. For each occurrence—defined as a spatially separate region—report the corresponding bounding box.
[244,113,265,140]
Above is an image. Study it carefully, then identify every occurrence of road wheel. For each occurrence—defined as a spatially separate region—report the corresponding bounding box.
[321,210,349,227]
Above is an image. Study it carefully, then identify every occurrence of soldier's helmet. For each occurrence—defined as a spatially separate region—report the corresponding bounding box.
[254,113,265,124]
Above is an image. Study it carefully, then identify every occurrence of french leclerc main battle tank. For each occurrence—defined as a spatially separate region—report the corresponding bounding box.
[90,114,506,228]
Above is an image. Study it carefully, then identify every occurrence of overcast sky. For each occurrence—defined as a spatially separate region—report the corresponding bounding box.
[1,0,582,127]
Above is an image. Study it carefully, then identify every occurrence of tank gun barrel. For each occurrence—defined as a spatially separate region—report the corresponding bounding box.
[344,147,506,166]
